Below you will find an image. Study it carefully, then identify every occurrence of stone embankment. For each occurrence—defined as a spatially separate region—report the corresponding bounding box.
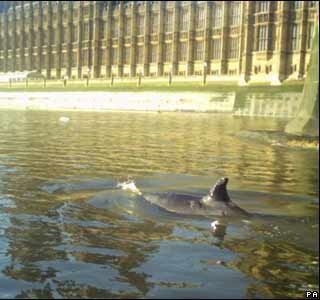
[0,92,235,113]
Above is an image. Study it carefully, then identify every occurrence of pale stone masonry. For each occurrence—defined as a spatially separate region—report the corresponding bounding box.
[0,1,318,84]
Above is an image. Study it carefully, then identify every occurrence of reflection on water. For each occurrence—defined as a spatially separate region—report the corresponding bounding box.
[234,93,301,118]
[0,110,318,299]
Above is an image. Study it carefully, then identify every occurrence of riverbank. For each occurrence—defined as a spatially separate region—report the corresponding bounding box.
[0,91,237,113]
[0,79,304,114]
[0,85,303,115]
[0,78,304,93]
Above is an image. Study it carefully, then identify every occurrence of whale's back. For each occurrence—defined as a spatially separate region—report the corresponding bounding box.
[143,192,250,217]
[143,192,208,215]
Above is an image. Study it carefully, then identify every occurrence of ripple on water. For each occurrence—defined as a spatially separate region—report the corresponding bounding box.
[0,110,318,299]
[0,195,16,209]
[41,178,116,194]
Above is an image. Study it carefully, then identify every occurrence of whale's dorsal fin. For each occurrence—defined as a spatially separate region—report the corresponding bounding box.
[208,177,230,202]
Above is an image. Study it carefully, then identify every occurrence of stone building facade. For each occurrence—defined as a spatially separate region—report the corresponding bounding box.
[0,1,318,84]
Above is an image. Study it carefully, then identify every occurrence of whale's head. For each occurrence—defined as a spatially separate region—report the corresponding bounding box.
[209,177,230,202]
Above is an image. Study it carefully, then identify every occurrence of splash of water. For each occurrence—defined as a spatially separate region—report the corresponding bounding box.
[117,179,142,195]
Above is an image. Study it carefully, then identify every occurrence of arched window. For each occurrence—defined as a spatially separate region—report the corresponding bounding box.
[257,1,269,13]
[179,8,189,31]
[196,5,205,29]
[212,2,222,28]
[229,1,241,26]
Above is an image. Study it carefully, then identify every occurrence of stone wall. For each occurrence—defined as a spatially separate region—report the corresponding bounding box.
[0,91,236,113]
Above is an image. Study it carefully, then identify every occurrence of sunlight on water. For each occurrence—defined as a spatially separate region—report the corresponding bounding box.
[0,110,318,299]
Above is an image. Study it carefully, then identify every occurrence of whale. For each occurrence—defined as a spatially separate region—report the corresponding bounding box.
[118,177,250,217]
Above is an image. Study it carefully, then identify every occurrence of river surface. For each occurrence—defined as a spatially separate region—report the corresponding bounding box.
[0,110,318,299]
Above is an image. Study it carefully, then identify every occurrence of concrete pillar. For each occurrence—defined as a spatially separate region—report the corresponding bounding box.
[46,1,53,79]
[285,24,319,137]
[143,1,151,76]
[56,1,63,78]
[3,10,8,72]
[19,3,25,71]
[239,1,254,85]
[273,1,290,84]
[117,1,124,77]
[105,3,112,78]
[12,4,17,72]
[298,1,309,79]
[77,2,83,79]
[220,1,229,75]
[92,1,101,78]
[27,1,34,72]
[66,1,73,78]
[36,2,43,73]
[130,2,137,77]
[87,3,93,76]
[172,1,179,75]
[204,1,212,74]
[187,1,195,76]
[157,1,165,76]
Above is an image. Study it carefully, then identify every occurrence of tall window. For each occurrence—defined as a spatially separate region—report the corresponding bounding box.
[211,38,221,60]
[8,57,13,71]
[111,17,119,38]
[164,43,172,62]
[16,55,21,70]
[124,47,131,64]
[71,52,77,67]
[83,22,90,40]
[33,53,40,71]
[124,17,131,36]
[179,42,187,61]
[52,54,57,68]
[137,14,144,35]
[83,6,90,17]
[61,52,67,68]
[150,13,159,34]
[309,1,317,8]
[307,22,314,49]
[99,22,105,39]
[111,47,117,64]
[212,2,222,28]
[230,1,241,26]
[62,27,67,43]
[42,31,48,45]
[293,1,302,9]
[164,11,173,32]
[136,45,144,64]
[258,1,269,12]
[72,25,78,42]
[150,44,157,63]
[228,37,239,58]
[23,32,28,46]
[194,40,204,60]
[42,14,47,25]
[100,49,106,65]
[62,9,68,23]
[0,58,4,72]
[51,29,56,44]
[180,8,189,31]
[196,6,205,29]
[257,25,268,51]
[73,9,79,21]
[291,24,300,51]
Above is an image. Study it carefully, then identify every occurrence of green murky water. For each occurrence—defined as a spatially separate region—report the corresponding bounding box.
[0,110,318,299]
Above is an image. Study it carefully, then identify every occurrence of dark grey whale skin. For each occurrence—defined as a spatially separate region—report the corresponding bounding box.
[141,177,250,218]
